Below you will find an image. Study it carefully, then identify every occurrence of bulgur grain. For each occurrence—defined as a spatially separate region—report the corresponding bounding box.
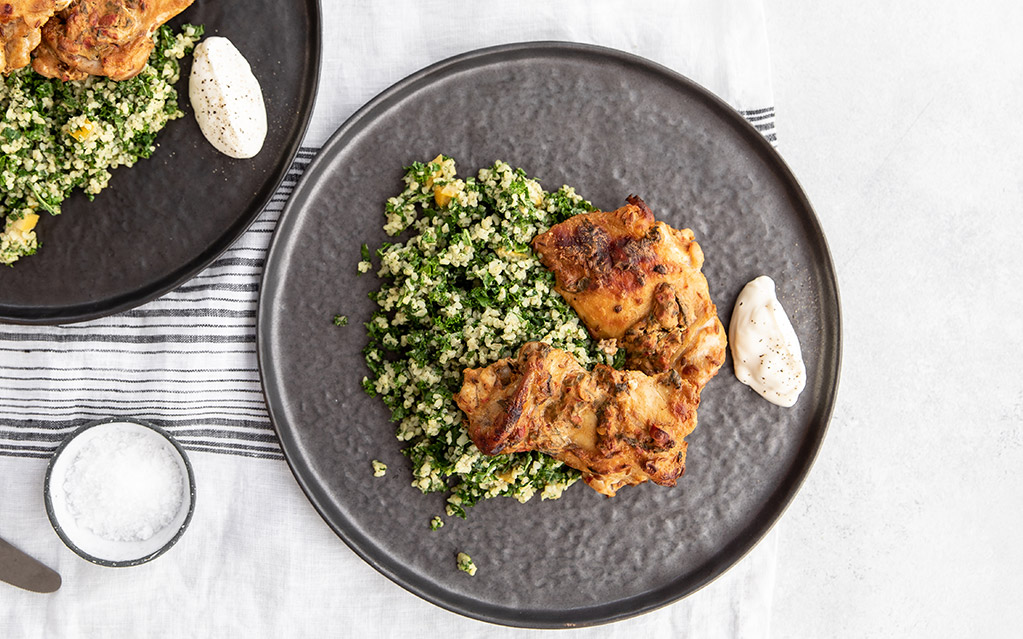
[360,157,615,518]
[0,25,203,265]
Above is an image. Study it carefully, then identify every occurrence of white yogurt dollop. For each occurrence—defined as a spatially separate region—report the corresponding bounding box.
[729,275,806,407]
[189,37,267,159]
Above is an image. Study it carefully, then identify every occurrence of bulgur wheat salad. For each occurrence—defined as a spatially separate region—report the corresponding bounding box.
[360,156,624,518]
[0,24,203,266]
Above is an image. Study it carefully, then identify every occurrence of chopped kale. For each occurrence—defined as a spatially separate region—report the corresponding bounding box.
[359,158,608,516]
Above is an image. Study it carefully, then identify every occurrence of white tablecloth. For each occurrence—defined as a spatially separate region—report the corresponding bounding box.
[0,1,779,636]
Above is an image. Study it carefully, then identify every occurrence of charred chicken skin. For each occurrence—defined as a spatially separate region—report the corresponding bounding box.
[32,0,193,81]
[455,342,700,497]
[0,0,70,74]
[532,195,726,390]
[620,280,726,391]
[456,196,726,497]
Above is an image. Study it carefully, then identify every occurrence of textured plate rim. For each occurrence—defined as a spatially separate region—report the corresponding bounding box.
[257,40,842,628]
[0,0,323,326]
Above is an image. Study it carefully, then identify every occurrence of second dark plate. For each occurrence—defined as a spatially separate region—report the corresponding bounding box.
[0,1,320,324]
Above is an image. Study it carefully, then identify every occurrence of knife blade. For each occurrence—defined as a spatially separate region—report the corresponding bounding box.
[0,536,61,593]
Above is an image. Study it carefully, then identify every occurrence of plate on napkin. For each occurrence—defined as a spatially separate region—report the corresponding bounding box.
[0,1,320,324]
[258,42,841,627]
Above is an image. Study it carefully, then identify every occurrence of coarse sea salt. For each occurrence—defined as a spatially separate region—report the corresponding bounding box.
[63,430,184,542]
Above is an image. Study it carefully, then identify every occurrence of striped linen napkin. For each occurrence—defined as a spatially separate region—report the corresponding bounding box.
[1,1,778,636]
[0,151,314,463]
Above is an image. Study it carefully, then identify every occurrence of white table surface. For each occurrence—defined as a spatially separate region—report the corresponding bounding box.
[764,1,1022,636]
[4,3,1019,637]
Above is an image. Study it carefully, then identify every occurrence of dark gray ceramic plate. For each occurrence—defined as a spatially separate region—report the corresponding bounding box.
[259,42,841,628]
[0,1,320,324]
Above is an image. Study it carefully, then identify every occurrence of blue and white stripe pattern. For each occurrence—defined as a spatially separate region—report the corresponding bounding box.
[0,148,317,461]
[738,107,777,144]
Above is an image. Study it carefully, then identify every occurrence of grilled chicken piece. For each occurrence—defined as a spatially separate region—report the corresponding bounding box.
[0,0,70,74]
[455,342,700,497]
[32,0,192,81]
[620,280,726,390]
[532,195,726,390]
